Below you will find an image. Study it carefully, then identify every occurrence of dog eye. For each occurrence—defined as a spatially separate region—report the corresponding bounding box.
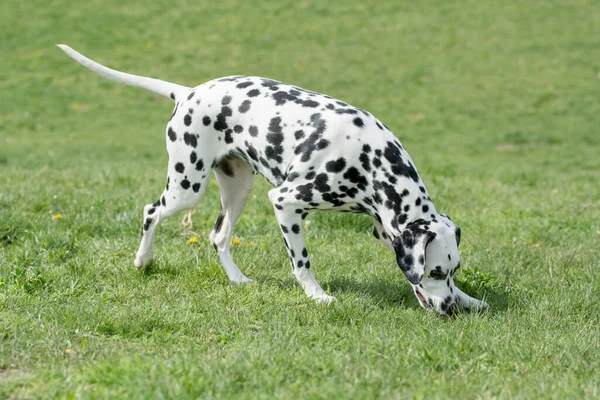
[429,269,447,280]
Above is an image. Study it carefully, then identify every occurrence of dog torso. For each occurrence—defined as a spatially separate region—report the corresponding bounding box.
[170,76,436,232]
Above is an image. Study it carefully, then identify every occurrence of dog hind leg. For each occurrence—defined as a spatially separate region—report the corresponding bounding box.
[209,158,255,283]
[134,154,212,269]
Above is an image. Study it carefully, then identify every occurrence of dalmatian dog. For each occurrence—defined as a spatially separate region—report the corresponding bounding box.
[58,45,488,315]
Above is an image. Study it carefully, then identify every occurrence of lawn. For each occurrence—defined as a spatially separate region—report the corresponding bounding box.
[1,0,599,398]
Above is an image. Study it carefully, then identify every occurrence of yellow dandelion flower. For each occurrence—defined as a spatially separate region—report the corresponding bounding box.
[52,214,63,221]
[187,237,198,244]
[231,237,241,246]
[242,242,254,248]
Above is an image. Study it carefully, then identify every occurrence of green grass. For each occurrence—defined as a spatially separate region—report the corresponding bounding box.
[1,0,600,398]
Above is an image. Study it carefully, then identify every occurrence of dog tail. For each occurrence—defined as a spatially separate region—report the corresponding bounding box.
[57,44,190,101]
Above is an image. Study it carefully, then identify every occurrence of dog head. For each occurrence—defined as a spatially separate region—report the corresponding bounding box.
[393,214,488,315]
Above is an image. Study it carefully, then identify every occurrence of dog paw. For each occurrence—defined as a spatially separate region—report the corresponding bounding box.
[231,276,255,285]
[314,294,337,305]
[134,254,153,270]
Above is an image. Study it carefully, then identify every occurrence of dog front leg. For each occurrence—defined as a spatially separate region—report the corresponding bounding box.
[268,188,335,304]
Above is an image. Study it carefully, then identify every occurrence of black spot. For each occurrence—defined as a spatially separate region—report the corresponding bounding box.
[291,224,300,234]
[305,261,310,269]
[294,113,327,162]
[353,117,364,128]
[214,212,225,233]
[273,90,298,106]
[148,207,156,215]
[314,173,330,192]
[265,117,284,163]
[376,122,384,130]
[343,167,368,191]
[190,152,197,164]
[237,81,254,89]
[385,173,397,185]
[181,179,191,189]
[247,89,260,97]
[287,172,300,182]
[187,91,195,100]
[222,95,232,105]
[325,157,346,173]
[195,159,204,171]
[297,260,304,268]
[305,171,316,180]
[280,224,289,233]
[183,133,197,148]
[214,106,232,132]
[359,152,371,172]
[316,139,329,150]
[294,130,305,140]
[239,100,251,113]
[416,198,422,206]
[168,127,177,142]
[397,214,408,225]
[225,129,234,144]
[418,255,425,265]
[170,93,175,100]
[143,217,153,231]
[175,163,185,173]
[184,114,192,126]
[295,183,314,202]
[302,100,319,108]
[249,126,259,137]
[336,108,358,115]
[192,183,201,193]
[202,116,211,126]
[383,141,419,182]
[372,227,380,239]
[422,205,429,213]
[161,196,166,206]
[262,79,280,88]
[245,142,258,161]
[373,192,383,204]
[234,125,244,133]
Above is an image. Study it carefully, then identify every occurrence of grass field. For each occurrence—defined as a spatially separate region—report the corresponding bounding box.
[1,0,600,398]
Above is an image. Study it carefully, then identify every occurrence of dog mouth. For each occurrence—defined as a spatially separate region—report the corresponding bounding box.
[414,289,427,307]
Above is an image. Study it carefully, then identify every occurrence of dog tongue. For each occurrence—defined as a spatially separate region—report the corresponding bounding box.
[415,289,426,304]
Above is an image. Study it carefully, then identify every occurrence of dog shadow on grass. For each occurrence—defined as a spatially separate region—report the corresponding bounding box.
[139,262,513,315]
[325,276,418,309]
[324,276,512,314]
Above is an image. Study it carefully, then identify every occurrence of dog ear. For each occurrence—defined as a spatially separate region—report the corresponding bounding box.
[393,226,436,285]
[455,226,461,248]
